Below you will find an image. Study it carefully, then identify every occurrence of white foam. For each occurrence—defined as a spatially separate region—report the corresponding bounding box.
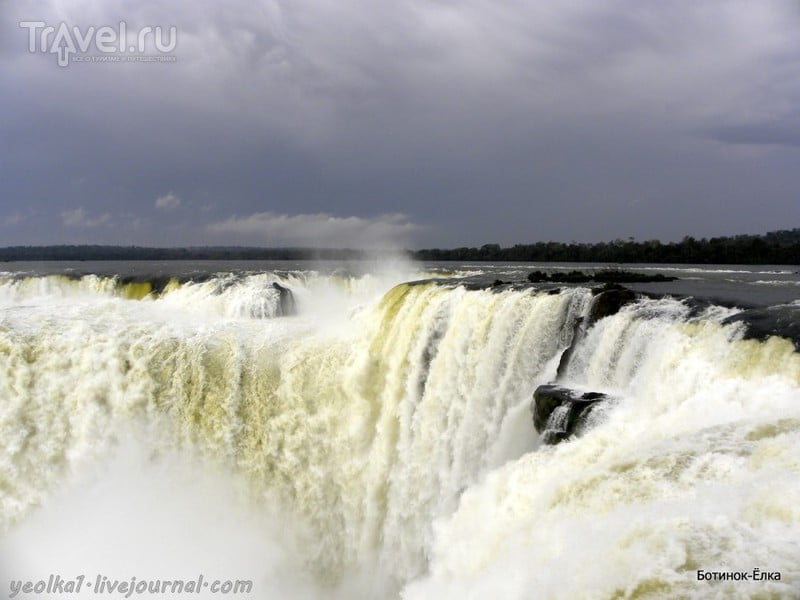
[1,272,799,598]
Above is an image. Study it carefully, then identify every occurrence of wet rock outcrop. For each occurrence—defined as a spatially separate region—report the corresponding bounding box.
[588,283,637,325]
[527,270,677,284]
[722,304,800,350]
[539,286,633,444]
[556,284,638,379]
[532,385,608,444]
[272,282,296,316]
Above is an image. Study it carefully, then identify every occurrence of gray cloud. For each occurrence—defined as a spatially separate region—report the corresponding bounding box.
[2,0,800,247]
[155,192,181,210]
[3,212,31,227]
[709,119,800,148]
[61,207,113,228]
[207,212,422,248]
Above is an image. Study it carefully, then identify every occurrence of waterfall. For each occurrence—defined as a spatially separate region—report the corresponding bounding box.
[1,270,798,598]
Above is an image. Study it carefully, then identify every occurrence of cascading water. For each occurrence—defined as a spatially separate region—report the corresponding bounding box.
[542,404,572,443]
[0,267,798,599]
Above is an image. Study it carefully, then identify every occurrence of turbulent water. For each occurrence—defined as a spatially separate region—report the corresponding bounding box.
[1,262,799,599]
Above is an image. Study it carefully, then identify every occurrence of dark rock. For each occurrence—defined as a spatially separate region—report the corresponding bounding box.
[550,270,593,283]
[722,304,800,350]
[590,282,626,295]
[527,270,550,283]
[593,270,678,283]
[588,286,637,325]
[528,269,677,285]
[272,282,296,316]
[532,385,608,444]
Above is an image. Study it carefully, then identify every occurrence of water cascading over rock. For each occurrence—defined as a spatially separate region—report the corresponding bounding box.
[532,284,636,444]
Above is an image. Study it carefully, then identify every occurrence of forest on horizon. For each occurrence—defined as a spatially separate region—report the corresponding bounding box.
[1,228,799,264]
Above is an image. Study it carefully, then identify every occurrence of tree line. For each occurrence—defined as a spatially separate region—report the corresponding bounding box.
[1,229,798,264]
[413,229,800,264]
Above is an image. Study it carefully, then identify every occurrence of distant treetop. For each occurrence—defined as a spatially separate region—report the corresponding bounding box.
[1,229,798,264]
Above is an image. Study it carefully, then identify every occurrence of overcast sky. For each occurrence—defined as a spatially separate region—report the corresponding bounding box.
[1,0,799,248]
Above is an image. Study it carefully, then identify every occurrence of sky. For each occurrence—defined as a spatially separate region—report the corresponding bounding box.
[1,0,799,249]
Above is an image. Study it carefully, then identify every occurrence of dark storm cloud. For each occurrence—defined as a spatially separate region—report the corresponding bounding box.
[710,119,800,148]
[1,0,799,247]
